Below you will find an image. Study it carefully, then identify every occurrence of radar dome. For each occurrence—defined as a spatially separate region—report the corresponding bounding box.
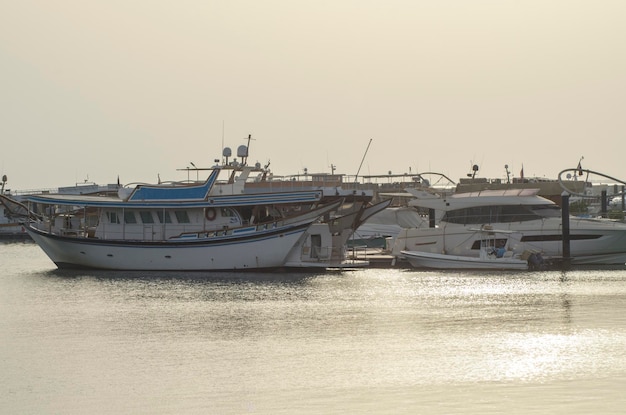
[237,145,248,158]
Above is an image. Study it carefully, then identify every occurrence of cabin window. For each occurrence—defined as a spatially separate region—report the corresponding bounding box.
[471,238,508,250]
[443,205,551,225]
[444,207,492,224]
[499,206,540,222]
[156,210,172,223]
[107,211,120,224]
[174,210,190,223]
[124,211,137,224]
[139,211,154,224]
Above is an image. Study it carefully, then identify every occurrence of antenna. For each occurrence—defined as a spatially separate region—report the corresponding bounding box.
[354,138,373,183]
[238,134,254,165]
[469,164,479,179]
[190,162,198,181]
[221,121,225,163]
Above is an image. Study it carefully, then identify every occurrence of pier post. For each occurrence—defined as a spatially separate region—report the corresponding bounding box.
[601,190,608,218]
[561,192,571,270]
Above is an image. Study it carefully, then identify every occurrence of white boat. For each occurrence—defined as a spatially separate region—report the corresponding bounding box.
[401,249,529,270]
[23,168,341,270]
[392,188,626,265]
[0,206,28,238]
[20,142,389,270]
[401,225,531,270]
[0,200,28,238]
[0,175,30,239]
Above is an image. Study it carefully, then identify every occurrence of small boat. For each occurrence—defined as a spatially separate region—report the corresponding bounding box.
[400,225,532,270]
[0,212,28,239]
[401,249,529,270]
[0,175,31,239]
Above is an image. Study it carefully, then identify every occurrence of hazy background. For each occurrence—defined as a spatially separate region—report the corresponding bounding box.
[2,0,625,191]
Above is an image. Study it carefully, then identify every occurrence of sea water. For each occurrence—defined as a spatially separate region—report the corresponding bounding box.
[1,242,626,414]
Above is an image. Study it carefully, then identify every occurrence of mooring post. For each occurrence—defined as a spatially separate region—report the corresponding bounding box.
[561,192,571,270]
[601,190,608,218]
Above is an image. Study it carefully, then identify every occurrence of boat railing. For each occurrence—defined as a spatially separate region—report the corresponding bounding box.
[172,218,286,240]
[346,244,371,260]
[43,209,307,241]
[294,243,371,266]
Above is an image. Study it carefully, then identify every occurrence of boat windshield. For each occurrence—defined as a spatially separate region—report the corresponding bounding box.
[442,204,561,225]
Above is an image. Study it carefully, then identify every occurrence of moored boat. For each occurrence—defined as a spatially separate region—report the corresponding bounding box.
[0,175,30,239]
[401,225,533,270]
[392,188,626,265]
[23,168,342,271]
[401,249,529,270]
[21,140,390,271]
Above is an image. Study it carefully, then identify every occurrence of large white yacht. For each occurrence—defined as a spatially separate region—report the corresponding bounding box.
[392,188,626,265]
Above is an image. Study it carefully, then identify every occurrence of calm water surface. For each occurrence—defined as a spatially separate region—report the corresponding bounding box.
[1,242,626,414]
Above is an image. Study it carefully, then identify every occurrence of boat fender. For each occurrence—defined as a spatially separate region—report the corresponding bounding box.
[205,207,217,221]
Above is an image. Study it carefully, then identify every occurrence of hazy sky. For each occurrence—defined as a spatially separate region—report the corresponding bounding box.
[2,1,625,191]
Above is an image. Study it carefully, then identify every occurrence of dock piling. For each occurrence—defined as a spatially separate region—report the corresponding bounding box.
[561,192,571,270]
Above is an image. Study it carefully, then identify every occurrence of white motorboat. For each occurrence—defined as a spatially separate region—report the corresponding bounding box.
[392,188,626,265]
[401,225,532,270]
[401,249,529,270]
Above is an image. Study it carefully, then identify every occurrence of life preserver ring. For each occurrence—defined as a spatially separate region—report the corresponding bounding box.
[205,207,217,221]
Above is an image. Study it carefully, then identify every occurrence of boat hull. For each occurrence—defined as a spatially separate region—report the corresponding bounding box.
[26,225,309,271]
[401,250,528,270]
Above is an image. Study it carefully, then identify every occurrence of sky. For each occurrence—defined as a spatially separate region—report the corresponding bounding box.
[1,0,625,191]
